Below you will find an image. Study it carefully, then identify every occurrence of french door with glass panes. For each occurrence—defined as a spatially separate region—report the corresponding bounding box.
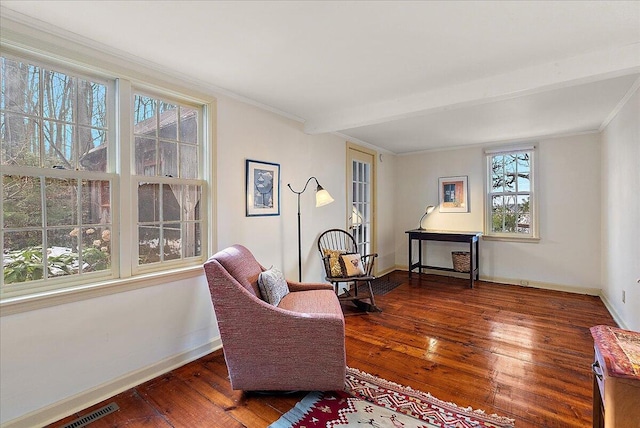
[347,143,376,264]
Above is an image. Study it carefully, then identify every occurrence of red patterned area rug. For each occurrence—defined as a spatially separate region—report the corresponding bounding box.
[269,367,515,428]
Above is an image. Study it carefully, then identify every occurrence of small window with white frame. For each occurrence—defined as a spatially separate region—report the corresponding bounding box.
[484,145,538,240]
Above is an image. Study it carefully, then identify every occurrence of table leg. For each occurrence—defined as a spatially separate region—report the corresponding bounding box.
[475,238,480,281]
[469,239,474,288]
[408,236,413,278]
[418,238,423,275]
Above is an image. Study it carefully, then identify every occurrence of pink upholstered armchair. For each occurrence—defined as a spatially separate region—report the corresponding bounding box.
[203,245,346,391]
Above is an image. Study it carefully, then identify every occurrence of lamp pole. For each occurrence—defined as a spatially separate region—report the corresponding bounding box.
[287,177,333,282]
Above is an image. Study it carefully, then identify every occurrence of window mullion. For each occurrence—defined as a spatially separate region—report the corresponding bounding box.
[40,176,48,278]
[117,78,133,278]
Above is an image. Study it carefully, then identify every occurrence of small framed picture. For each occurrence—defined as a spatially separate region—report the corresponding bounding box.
[246,159,280,216]
[439,176,469,213]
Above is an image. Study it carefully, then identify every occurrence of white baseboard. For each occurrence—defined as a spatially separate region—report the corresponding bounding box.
[482,275,601,296]
[598,293,628,329]
[395,265,601,296]
[1,338,222,428]
[375,266,397,277]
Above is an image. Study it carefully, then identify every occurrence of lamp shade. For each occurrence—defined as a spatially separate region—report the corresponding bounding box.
[315,186,335,207]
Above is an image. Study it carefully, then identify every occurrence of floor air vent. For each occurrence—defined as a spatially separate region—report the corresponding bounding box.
[61,402,119,428]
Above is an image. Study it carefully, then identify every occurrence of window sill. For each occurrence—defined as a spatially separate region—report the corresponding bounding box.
[0,265,205,317]
[482,235,540,243]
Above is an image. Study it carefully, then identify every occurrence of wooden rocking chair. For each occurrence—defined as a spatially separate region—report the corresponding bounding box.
[317,229,381,312]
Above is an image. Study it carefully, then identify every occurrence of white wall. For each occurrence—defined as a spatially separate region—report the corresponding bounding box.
[215,96,398,280]
[0,274,218,425]
[375,153,397,272]
[216,97,345,282]
[395,134,603,292]
[601,88,640,331]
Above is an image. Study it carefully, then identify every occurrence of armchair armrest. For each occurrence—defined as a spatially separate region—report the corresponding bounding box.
[287,280,333,292]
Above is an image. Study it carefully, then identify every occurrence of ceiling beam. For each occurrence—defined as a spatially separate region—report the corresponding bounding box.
[304,43,640,135]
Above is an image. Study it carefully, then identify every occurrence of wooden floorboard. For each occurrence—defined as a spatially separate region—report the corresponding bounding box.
[46,271,616,427]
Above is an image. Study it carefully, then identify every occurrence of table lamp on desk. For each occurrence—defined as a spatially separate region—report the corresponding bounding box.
[418,205,435,230]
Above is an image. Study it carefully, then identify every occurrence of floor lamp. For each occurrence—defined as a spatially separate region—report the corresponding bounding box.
[287,177,334,281]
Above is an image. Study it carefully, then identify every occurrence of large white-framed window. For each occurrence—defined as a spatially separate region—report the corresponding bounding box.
[132,91,203,273]
[484,145,538,240]
[1,54,117,296]
[1,50,210,302]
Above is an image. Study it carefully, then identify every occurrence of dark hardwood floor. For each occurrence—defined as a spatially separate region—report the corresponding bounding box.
[47,272,616,427]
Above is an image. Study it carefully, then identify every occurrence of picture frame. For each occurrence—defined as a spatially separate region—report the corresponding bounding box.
[438,175,469,213]
[246,159,280,216]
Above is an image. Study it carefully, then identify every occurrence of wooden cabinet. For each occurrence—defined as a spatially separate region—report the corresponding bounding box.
[591,326,640,428]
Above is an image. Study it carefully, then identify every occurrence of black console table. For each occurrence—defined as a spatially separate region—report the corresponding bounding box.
[405,229,481,288]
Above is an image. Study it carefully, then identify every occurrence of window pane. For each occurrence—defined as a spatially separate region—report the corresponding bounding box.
[47,228,77,278]
[504,155,516,192]
[517,153,530,173]
[138,183,160,222]
[1,113,40,166]
[183,185,201,221]
[182,185,201,258]
[3,175,42,228]
[491,195,504,233]
[163,184,181,222]
[135,137,156,176]
[517,171,530,192]
[78,127,107,172]
[180,144,197,179]
[42,70,74,122]
[3,231,43,284]
[159,141,177,177]
[45,177,77,226]
[43,120,74,169]
[158,102,177,140]
[133,95,156,134]
[491,155,504,192]
[78,80,107,128]
[82,180,110,225]
[504,195,517,232]
[139,225,160,265]
[81,226,110,273]
[1,57,40,115]
[182,222,201,258]
[179,106,198,143]
[517,195,531,234]
[517,154,530,192]
[163,223,181,260]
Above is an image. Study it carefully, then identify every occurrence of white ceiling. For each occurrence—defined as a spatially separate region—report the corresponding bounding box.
[2,1,639,154]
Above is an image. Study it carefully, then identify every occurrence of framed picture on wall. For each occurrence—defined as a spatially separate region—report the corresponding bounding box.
[246,159,280,216]
[438,176,469,213]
